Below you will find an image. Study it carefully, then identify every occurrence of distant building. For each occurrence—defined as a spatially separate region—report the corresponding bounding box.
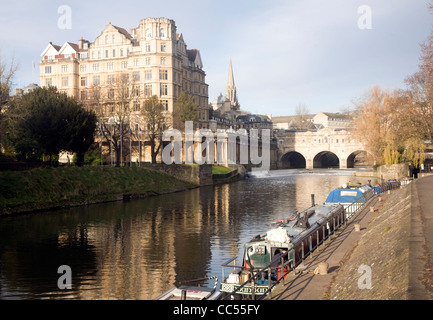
[14,83,39,96]
[236,114,273,134]
[273,112,353,130]
[312,112,353,129]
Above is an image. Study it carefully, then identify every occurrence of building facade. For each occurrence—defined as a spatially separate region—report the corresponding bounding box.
[40,18,210,131]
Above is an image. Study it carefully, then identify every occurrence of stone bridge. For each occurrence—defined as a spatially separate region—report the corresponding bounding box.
[275,127,372,169]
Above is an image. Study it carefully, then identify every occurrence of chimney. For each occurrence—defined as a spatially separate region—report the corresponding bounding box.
[78,36,84,49]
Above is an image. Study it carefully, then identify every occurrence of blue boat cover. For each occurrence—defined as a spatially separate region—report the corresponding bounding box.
[325,188,365,204]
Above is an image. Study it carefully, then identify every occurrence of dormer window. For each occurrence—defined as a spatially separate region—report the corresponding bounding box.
[146,29,152,40]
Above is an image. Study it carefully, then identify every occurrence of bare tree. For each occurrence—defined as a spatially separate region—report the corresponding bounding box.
[293,103,311,129]
[141,95,167,163]
[0,52,18,154]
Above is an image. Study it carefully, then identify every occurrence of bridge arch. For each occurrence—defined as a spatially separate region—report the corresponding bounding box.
[313,151,340,168]
[280,151,306,169]
[347,150,374,168]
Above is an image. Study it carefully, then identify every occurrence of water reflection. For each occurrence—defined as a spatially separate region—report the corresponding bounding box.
[0,169,376,299]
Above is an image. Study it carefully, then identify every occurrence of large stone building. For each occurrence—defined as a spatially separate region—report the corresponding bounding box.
[39,17,210,130]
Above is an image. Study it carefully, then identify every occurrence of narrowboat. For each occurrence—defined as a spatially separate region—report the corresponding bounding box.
[219,202,345,299]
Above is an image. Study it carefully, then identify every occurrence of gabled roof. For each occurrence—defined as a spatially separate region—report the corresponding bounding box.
[59,42,79,54]
[41,42,61,56]
[187,49,203,68]
[112,24,132,40]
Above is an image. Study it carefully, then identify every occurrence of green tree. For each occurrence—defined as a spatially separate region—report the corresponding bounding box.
[2,86,96,164]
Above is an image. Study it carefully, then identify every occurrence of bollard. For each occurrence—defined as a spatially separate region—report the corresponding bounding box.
[370,206,375,213]
[354,223,361,232]
[318,262,329,275]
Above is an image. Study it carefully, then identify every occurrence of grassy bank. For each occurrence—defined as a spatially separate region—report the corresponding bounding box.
[0,166,195,215]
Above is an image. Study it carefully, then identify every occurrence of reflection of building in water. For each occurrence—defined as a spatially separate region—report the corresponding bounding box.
[65,191,217,299]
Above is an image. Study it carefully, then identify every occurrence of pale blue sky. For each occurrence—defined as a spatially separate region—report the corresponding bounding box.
[1,0,432,116]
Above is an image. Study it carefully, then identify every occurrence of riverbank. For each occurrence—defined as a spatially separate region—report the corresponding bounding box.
[327,175,433,299]
[0,166,196,216]
[270,175,433,300]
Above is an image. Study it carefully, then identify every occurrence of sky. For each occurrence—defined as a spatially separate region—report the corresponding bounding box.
[0,0,432,117]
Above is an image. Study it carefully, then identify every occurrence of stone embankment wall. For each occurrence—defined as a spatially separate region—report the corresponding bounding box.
[375,163,410,180]
[354,163,410,180]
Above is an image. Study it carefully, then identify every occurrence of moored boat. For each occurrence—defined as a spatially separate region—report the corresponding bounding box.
[154,276,221,300]
[220,202,345,299]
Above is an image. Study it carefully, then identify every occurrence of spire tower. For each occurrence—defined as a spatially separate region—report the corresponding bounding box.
[226,58,239,108]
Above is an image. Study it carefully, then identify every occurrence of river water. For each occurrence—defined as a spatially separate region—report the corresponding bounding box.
[0,168,377,300]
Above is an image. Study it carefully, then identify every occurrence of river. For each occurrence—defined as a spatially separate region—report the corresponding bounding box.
[0,168,377,299]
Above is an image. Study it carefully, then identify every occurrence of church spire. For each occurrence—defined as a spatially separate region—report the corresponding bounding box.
[226,58,239,108]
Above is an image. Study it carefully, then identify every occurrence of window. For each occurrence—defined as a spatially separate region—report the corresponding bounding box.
[105,50,109,58]
[133,58,139,66]
[98,50,101,59]
[80,77,87,86]
[133,71,140,81]
[105,35,108,44]
[161,43,166,52]
[80,64,87,72]
[61,65,68,73]
[93,63,99,71]
[112,34,115,43]
[45,66,52,74]
[81,90,87,100]
[45,78,52,86]
[107,62,114,70]
[146,43,151,52]
[133,101,140,112]
[108,89,115,99]
[146,29,152,39]
[159,28,166,39]
[133,85,140,97]
[112,49,116,57]
[160,57,166,65]
[62,77,69,87]
[145,84,152,96]
[145,57,151,65]
[121,61,128,69]
[145,70,152,80]
[107,74,115,85]
[159,69,168,80]
[120,48,123,57]
[160,84,168,96]
[161,100,168,111]
[121,73,129,83]
[93,76,100,86]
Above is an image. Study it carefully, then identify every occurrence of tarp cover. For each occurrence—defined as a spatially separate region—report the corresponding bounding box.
[325,188,364,204]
